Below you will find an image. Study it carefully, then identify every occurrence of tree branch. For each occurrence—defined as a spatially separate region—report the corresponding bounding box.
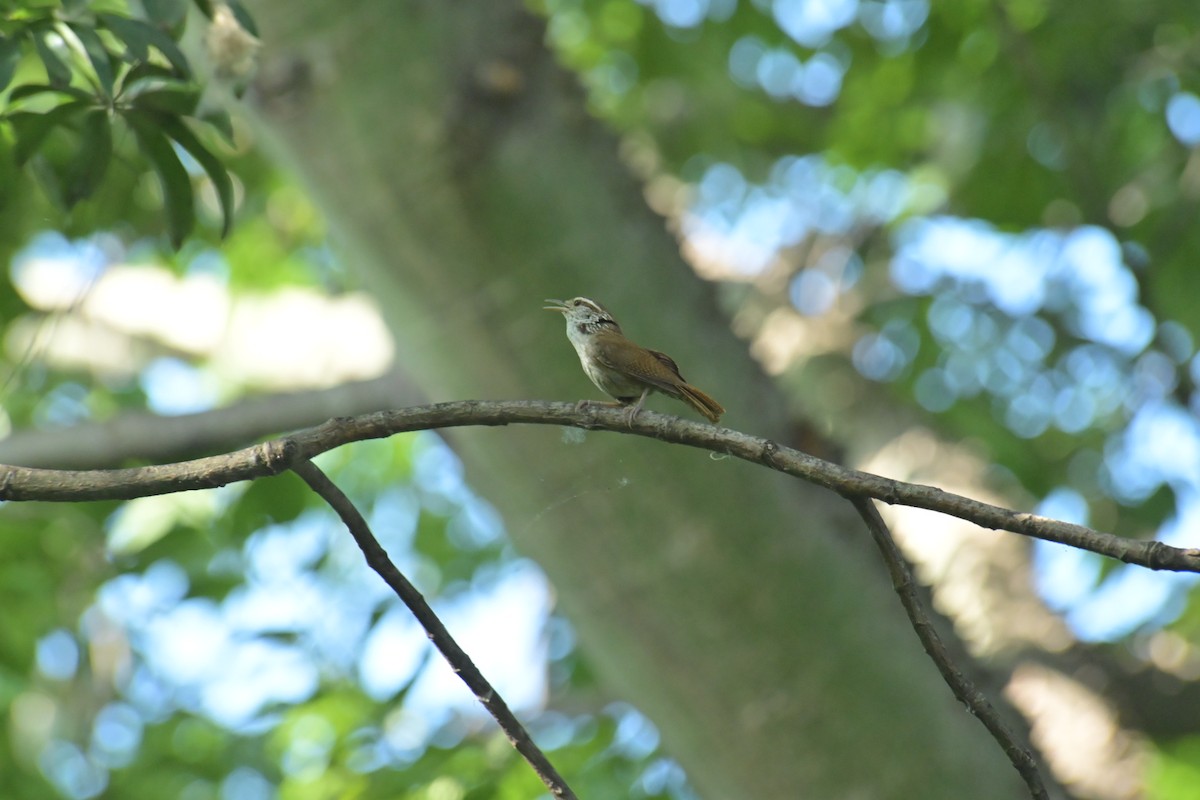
[849,497,1061,800]
[291,459,577,800]
[2,400,1197,574]
[0,369,421,470]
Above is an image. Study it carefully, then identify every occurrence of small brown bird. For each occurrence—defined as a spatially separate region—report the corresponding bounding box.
[545,297,725,424]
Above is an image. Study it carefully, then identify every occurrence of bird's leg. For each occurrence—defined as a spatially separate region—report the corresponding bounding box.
[622,388,650,427]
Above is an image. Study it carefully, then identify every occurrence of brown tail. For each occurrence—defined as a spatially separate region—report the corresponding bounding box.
[678,383,725,423]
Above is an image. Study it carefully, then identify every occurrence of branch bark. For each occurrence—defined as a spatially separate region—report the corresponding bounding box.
[4,400,1197,574]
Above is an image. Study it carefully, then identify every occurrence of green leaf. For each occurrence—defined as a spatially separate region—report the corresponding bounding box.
[200,107,235,146]
[33,29,71,87]
[225,1,260,38]
[5,82,93,105]
[63,108,112,206]
[131,87,199,115]
[142,0,189,28]
[192,0,215,19]
[113,60,177,95]
[98,13,146,62]
[63,22,115,98]
[97,12,190,75]
[122,77,200,114]
[159,114,235,237]
[6,100,88,164]
[0,35,20,94]
[125,110,194,248]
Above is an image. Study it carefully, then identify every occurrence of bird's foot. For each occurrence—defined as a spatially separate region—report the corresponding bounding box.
[576,399,620,414]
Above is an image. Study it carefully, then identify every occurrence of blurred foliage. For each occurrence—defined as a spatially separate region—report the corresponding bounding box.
[537,0,1200,534]
[0,0,256,247]
[0,426,682,797]
[1150,736,1200,800]
[5,0,1200,797]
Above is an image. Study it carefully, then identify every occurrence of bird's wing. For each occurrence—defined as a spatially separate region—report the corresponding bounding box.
[592,337,685,394]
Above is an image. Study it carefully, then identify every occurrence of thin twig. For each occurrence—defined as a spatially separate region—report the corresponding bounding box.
[2,401,1197,574]
[291,459,579,800]
[849,496,1058,800]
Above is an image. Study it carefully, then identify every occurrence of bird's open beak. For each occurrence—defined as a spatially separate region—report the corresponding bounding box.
[543,299,569,313]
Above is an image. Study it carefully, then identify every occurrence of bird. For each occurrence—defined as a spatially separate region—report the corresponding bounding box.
[545,297,725,424]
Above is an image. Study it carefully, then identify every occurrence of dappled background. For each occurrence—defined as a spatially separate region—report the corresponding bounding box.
[2,0,1200,798]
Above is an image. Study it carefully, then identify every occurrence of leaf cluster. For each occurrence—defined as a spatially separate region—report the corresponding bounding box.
[0,0,256,246]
